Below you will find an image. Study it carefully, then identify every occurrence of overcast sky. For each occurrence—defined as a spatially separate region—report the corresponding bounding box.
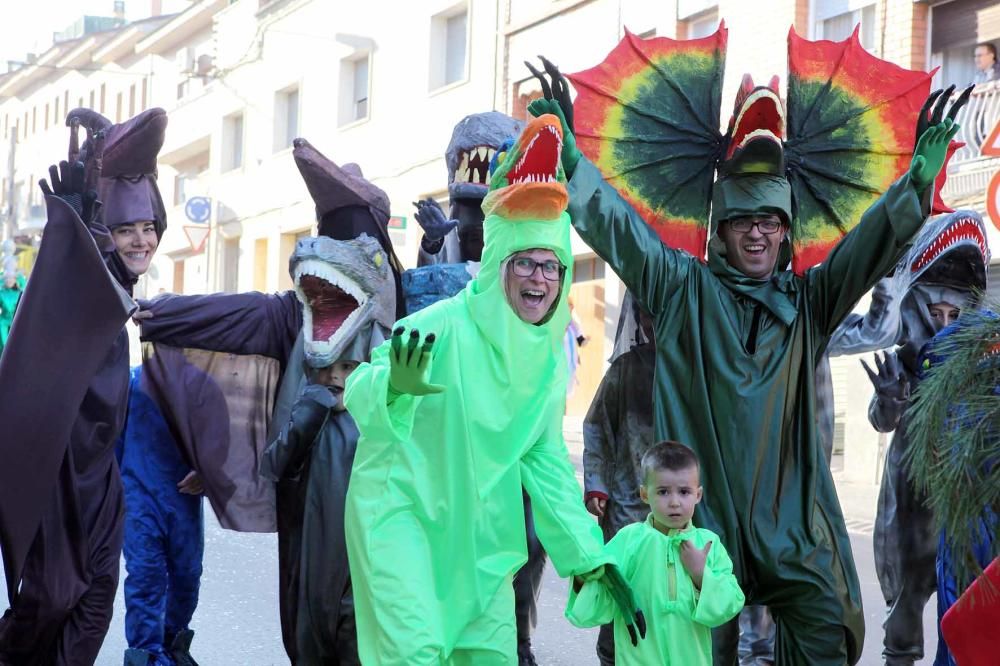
[0,1,192,70]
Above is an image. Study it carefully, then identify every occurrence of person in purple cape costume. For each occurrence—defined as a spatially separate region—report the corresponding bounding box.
[0,106,167,664]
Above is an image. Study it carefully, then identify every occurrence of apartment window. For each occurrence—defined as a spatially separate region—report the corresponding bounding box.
[816,3,877,54]
[174,172,187,206]
[687,11,718,39]
[100,84,106,113]
[339,54,370,126]
[222,112,244,172]
[429,4,468,90]
[273,85,299,152]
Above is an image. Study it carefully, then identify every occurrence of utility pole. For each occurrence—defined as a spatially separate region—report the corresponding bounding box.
[4,124,17,241]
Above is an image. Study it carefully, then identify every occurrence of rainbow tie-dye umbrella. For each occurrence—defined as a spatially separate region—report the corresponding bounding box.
[568,24,938,275]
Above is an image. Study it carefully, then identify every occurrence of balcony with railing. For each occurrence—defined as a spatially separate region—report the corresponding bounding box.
[941,80,1000,209]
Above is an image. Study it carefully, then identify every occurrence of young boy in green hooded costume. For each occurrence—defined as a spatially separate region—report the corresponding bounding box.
[527,58,965,662]
[343,115,644,665]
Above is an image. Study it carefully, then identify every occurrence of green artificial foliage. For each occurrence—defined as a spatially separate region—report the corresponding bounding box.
[906,303,1000,595]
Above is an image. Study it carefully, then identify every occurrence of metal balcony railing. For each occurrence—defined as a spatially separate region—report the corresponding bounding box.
[942,80,1000,207]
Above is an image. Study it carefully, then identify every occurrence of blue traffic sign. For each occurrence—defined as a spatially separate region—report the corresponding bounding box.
[184,196,212,223]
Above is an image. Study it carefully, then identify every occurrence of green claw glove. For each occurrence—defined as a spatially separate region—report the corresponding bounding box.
[908,86,972,194]
[582,563,647,646]
[388,326,445,397]
[909,117,960,194]
[525,57,582,178]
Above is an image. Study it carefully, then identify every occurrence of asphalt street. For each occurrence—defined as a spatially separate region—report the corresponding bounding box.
[0,426,937,665]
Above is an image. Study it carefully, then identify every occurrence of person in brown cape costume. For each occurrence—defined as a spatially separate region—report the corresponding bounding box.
[0,106,167,664]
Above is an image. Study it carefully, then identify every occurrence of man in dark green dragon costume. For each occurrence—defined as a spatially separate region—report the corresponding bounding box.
[528,23,967,663]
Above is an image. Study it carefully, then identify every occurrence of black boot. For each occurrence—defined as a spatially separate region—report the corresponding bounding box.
[123,648,154,666]
[517,640,538,666]
[167,630,200,666]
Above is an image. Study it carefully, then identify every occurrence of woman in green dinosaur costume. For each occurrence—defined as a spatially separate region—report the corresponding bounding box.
[344,115,644,665]
[527,52,964,662]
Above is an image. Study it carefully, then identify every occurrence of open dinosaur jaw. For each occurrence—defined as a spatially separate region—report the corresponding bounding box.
[482,114,567,220]
[507,122,562,185]
[294,259,368,363]
[726,88,785,163]
[454,145,498,186]
[911,215,989,275]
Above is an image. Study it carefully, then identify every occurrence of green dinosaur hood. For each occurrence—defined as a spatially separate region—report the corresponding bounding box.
[471,114,573,351]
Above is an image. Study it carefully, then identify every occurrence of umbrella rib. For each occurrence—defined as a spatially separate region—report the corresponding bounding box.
[785,143,910,157]
[793,76,932,144]
[790,170,850,232]
[794,163,884,195]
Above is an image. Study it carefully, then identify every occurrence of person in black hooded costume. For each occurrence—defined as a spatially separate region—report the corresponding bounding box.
[135,138,401,664]
[0,107,168,665]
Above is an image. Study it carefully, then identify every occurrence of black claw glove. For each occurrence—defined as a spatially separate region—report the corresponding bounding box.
[38,159,101,225]
[915,85,973,147]
[525,56,574,134]
[525,56,581,177]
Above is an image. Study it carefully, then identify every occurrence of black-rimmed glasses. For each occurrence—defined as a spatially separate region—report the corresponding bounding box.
[727,215,784,234]
[510,257,565,281]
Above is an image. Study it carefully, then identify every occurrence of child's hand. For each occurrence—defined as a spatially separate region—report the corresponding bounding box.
[679,540,712,590]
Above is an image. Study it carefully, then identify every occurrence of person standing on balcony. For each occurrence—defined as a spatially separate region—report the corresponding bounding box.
[973,43,1000,84]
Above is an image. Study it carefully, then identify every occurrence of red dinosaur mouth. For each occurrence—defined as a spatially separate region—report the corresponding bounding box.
[507,123,561,185]
[299,274,359,342]
[911,217,988,274]
[727,89,785,161]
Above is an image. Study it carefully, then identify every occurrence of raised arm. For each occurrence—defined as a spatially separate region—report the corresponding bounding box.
[809,109,963,337]
[861,351,910,432]
[826,276,907,356]
[528,95,693,314]
[138,290,301,363]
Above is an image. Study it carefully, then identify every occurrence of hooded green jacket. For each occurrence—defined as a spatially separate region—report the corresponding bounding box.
[566,157,927,663]
[344,210,610,663]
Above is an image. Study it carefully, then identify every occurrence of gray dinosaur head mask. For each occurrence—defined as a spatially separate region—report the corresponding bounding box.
[896,209,990,353]
[289,234,395,368]
[445,112,524,201]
